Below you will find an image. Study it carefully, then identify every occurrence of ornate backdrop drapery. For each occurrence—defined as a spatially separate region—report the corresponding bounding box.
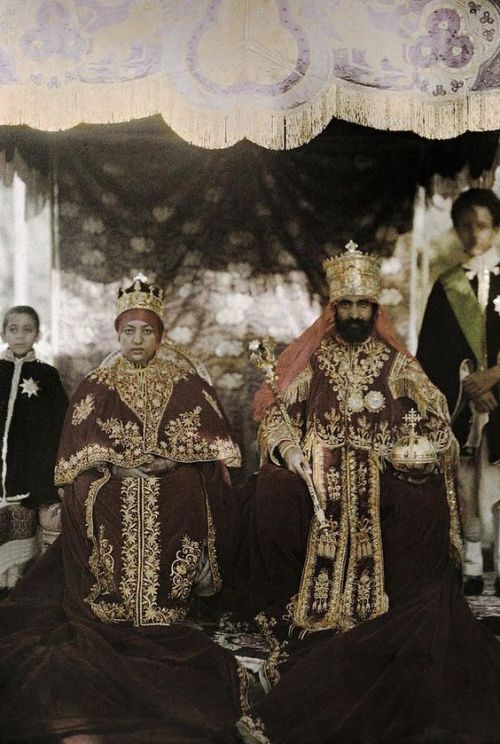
[0,0,498,148]
[0,117,496,479]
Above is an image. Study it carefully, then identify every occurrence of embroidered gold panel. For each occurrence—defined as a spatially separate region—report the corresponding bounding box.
[292,449,387,632]
[90,356,188,451]
[159,406,240,465]
[56,354,241,483]
[86,475,193,626]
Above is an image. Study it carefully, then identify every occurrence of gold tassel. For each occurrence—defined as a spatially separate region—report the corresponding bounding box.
[317,530,337,560]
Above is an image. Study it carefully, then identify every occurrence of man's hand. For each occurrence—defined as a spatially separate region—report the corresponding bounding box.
[463,366,500,398]
[394,461,436,484]
[471,390,498,413]
[279,442,312,484]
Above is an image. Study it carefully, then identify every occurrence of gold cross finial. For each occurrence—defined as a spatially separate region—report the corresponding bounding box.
[345,239,359,253]
[403,408,421,431]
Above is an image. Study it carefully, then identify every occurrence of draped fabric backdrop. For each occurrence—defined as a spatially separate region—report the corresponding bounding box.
[0,118,492,478]
[0,1,497,146]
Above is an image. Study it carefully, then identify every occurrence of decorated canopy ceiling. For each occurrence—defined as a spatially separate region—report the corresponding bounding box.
[0,0,498,148]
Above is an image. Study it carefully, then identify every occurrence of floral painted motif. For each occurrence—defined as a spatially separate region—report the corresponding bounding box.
[0,1,496,143]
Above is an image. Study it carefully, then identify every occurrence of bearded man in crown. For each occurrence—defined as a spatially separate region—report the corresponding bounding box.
[0,279,248,743]
[236,244,500,744]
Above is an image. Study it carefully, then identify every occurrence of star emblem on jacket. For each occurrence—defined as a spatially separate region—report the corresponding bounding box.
[20,377,40,398]
[494,295,500,316]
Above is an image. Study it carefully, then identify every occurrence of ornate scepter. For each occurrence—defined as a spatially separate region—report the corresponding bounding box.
[249,337,331,539]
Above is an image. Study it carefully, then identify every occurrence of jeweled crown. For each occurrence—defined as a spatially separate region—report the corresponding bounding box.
[116,276,164,319]
[323,240,381,302]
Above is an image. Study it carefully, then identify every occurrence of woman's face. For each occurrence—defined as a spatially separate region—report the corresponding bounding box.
[119,320,159,365]
[3,312,39,357]
[455,205,498,257]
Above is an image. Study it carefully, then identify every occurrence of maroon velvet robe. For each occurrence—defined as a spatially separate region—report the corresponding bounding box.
[54,353,241,625]
[0,353,248,742]
[237,332,500,743]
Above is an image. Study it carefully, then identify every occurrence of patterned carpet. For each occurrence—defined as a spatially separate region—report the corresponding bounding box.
[467,572,500,637]
[203,576,500,678]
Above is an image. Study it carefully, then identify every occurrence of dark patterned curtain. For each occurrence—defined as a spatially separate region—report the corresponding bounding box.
[0,118,497,478]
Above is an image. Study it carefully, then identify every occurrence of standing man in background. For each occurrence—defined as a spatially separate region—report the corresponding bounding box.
[418,188,500,596]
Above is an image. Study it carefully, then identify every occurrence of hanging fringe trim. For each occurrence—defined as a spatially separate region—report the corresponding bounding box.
[282,365,312,406]
[0,75,498,148]
[389,375,431,418]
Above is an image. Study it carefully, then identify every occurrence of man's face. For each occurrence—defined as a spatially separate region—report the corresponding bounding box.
[119,320,159,365]
[455,205,498,257]
[335,296,376,343]
[3,312,39,358]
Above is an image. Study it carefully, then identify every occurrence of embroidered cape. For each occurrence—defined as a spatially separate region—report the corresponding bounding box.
[55,353,241,485]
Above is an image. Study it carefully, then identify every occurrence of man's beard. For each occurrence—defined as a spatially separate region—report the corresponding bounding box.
[336,316,374,344]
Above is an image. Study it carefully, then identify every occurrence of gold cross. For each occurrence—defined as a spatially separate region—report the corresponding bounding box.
[344,239,359,253]
[403,408,421,430]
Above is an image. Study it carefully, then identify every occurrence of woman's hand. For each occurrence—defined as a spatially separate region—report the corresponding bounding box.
[279,442,312,484]
[113,457,177,479]
[139,456,177,476]
[463,366,500,398]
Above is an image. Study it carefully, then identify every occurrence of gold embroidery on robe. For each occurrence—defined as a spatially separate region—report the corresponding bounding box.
[254,613,289,689]
[293,451,387,632]
[202,389,223,419]
[282,364,312,406]
[169,535,201,601]
[87,475,187,626]
[237,716,272,744]
[356,571,371,619]
[72,393,95,425]
[89,356,188,450]
[87,524,116,599]
[206,496,222,592]
[312,569,330,613]
[161,406,241,464]
[56,443,119,485]
[317,337,390,414]
[258,407,303,465]
[97,417,144,457]
[258,339,458,633]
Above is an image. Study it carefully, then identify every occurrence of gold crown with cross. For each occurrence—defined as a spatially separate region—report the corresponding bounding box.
[116,275,165,319]
[322,240,382,303]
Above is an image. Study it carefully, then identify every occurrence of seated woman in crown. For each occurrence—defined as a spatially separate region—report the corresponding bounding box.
[0,279,247,743]
[55,277,241,624]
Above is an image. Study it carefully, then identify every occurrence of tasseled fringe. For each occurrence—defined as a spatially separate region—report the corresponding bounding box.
[389,376,429,417]
[282,366,312,406]
[0,75,497,147]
